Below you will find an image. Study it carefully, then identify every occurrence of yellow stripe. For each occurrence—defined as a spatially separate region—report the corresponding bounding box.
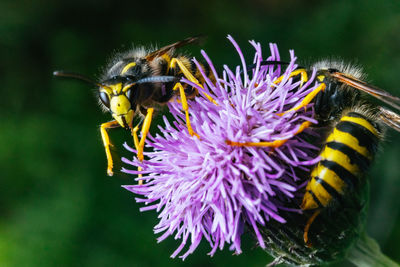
[301,191,319,210]
[308,178,331,207]
[320,146,360,174]
[341,116,379,136]
[312,164,346,194]
[326,128,372,159]
[120,62,137,75]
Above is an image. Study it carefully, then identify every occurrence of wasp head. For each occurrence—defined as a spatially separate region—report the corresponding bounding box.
[99,77,138,129]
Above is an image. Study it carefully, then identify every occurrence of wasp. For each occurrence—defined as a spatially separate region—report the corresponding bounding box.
[227,60,400,246]
[54,36,215,177]
[298,61,400,246]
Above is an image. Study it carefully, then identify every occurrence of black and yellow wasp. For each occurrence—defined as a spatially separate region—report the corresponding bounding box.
[298,61,400,245]
[54,36,215,177]
[227,60,400,246]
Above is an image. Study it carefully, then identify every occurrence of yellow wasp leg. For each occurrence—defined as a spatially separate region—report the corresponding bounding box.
[129,109,154,185]
[131,124,144,185]
[100,120,120,176]
[278,83,326,116]
[172,82,200,138]
[226,121,312,148]
[303,210,321,247]
[168,57,220,138]
[136,107,154,162]
[273,68,308,87]
[170,58,217,105]
[132,124,140,150]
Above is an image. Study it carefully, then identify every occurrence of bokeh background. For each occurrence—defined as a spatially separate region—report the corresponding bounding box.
[1,0,400,266]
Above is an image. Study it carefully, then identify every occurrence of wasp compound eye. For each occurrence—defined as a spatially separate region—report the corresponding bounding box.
[125,87,139,106]
[126,88,133,101]
[99,92,110,108]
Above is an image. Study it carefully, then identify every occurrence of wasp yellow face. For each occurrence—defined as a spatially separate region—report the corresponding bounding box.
[99,82,135,129]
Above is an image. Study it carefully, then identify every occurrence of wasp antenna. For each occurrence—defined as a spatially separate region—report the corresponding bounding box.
[53,70,108,89]
[136,76,177,84]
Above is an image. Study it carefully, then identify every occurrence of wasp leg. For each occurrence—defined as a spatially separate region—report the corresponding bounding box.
[136,107,154,163]
[172,82,200,138]
[279,83,326,116]
[303,210,321,247]
[132,124,140,151]
[169,57,217,105]
[226,121,312,148]
[168,57,218,138]
[273,68,308,87]
[100,120,120,176]
[131,124,144,185]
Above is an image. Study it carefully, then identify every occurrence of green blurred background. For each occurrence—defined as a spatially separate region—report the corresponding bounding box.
[1,0,400,266]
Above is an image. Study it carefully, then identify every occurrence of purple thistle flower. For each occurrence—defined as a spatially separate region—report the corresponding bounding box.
[122,36,322,259]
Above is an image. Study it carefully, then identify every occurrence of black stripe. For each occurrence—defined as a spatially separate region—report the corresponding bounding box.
[336,120,379,154]
[314,176,342,202]
[190,60,197,76]
[326,141,371,171]
[308,190,324,208]
[320,160,357,191]
[160,59,169,76]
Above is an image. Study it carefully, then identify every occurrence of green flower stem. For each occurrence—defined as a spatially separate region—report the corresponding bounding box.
[347,233,399,267]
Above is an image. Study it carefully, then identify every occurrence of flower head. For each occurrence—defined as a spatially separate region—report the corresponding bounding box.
[122,36,322,259]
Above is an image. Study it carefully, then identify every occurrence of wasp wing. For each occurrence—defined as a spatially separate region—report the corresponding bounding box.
[379,107,400,132]
[331,72,400,111]
[145,36,204,61]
